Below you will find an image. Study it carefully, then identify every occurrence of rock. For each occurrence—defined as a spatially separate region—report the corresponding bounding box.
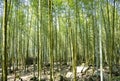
[14,77,23,81]
[112,65,120,76]
[55,73,67,81]
[86,67,94,75]
[45,63,50,67]
[19,78,23,81]
[66,72,73,78]
[76,66,84,73]
[62,62,67,66]
[76,65,91,73]
[25,57,36,66]
[30,76,46,81]
[8,68,14,74]
[92,71,109,81]
[89,75,100,81]
[88,77,94,81]
[30,77,39,81]
[68,65,72,71]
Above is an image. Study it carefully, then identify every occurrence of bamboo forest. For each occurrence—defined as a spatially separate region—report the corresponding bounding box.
[0,0,120,81]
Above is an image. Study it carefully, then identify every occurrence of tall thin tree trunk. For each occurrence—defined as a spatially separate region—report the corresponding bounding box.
[2,0,8,81]
[99,0,103,81]
[37,9,40,81]
[106,0,112,80]
[48,0,54,80]
[112,0,115,67]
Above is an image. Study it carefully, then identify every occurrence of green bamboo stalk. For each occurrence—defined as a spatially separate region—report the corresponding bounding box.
[48,0,54,80]
[2,0,8,81]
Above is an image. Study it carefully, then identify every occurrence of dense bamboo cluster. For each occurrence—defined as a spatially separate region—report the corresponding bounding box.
[0,0,120,81]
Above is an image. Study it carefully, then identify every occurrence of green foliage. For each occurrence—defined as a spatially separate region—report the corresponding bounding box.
[82,0,94,5]
[0,0,120,80]
[112,76,120,81]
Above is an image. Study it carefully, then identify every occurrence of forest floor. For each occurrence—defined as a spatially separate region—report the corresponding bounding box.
[0,62,120,81]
